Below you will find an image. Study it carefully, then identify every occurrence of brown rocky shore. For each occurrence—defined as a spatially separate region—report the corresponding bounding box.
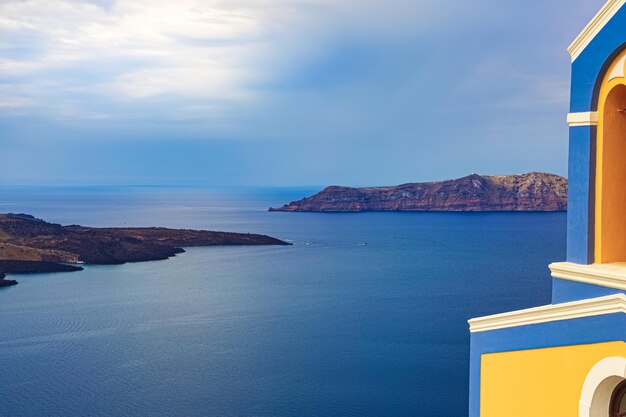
[0,213,289,287]
[270,172,567,212]
[0,260,84,286]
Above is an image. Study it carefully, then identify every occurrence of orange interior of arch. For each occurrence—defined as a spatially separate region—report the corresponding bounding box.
[596,49,626,263]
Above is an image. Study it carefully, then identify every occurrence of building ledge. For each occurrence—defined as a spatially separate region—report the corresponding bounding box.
[468,294,626,333]
[567,111,598,126]
[550,262,626,291]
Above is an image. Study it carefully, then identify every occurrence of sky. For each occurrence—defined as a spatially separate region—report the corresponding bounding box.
[0,0,609,186]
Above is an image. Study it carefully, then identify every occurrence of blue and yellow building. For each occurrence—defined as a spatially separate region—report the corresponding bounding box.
[469,2,626,416]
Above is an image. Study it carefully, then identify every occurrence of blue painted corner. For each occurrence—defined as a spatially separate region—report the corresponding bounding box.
[567,126,595,264]
[552,278,626,303]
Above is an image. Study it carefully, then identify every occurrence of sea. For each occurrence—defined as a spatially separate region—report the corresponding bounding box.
[0,186,566,417]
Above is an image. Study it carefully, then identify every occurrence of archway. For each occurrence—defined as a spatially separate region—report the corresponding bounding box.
[595,49,626,264]
[580,357,626,417]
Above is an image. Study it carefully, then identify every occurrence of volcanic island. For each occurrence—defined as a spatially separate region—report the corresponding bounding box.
[0,213,289,287]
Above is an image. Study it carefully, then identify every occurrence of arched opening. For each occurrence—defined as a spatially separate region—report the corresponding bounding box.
[580,357,626,417]
[611,380,626,417]
[595,48,626,264]
[596,84,626,263]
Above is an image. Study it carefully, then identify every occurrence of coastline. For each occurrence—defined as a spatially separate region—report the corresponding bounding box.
[0,213,290,287]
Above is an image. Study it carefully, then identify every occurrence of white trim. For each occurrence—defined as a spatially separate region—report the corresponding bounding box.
[579,357,626,417]
[551,262,626,291]
[468,294,626,333]
[568,0,626,62]
[567,111,599,127]
[609,55,626,80]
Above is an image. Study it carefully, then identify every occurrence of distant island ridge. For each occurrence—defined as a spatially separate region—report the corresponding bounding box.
[269,172,567,212]
[0,213,289,287]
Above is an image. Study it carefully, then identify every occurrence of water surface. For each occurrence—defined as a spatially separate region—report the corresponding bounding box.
[0,186,565,417]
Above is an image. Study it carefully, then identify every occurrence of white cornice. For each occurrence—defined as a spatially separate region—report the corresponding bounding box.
[550,262,626,291]
[468,294,626,333]
[567,112,599,126]
[568,0,625,62]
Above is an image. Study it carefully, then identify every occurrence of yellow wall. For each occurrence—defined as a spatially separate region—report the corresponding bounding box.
[596,49,626,263]
[480,341,626,417]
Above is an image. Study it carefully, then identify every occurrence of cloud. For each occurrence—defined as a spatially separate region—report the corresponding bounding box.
[0,0,481,123]
[0,96,34,109]
[0,0,610,185]
[0,0,262,119]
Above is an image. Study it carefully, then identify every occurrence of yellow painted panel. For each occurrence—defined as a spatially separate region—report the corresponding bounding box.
[596,48,626,263]
[480,341,626,417]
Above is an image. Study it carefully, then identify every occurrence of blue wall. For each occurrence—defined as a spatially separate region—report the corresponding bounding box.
[567,126,596,264]
[552,278,626,303]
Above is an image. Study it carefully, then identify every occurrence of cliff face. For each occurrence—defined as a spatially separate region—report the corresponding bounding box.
[270,173,568,212]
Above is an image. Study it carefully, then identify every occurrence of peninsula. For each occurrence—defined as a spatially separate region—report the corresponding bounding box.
[0,213,289,287]
[269,172,567,212]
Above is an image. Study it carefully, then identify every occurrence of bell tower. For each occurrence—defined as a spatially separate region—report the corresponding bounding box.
[468,2,626,417]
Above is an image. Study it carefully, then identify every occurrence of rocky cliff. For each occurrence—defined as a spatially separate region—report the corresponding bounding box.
[269,173,567,212]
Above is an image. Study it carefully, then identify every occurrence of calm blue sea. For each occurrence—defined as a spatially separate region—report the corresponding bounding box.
[0,186,565,417]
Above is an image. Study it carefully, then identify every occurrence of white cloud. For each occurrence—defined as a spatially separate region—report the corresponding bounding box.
[0,0,265,118]
[0,0,467,122]
[111,65,252,100]
[0,97,35,109]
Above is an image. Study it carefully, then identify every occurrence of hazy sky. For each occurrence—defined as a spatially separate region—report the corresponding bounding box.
[0,0,607,186]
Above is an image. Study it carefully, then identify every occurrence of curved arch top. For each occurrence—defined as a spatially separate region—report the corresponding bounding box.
[580,356,626,417]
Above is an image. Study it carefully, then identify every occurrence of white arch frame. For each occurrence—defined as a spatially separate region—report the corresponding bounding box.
[580,357,626,417]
